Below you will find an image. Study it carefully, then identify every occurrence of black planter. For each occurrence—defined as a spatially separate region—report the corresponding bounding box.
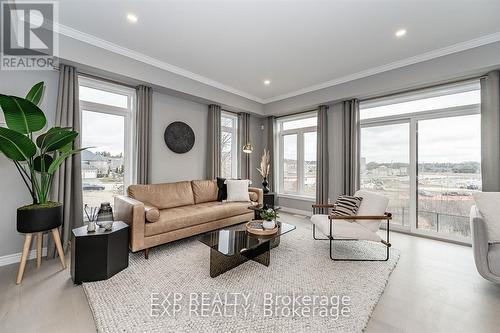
[262,177,270,194]
[17,203,63,233]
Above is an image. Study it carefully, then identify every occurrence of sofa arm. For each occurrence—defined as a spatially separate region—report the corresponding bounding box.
[248,187,264,205]
[114,195,146,252]
[469,205,499,282]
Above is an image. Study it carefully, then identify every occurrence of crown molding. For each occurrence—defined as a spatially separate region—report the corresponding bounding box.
[263,31,500,103]
[56,23,265,103]
[55,22,500,106]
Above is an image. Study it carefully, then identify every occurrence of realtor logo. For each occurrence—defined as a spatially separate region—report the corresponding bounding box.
[1,1,58,70]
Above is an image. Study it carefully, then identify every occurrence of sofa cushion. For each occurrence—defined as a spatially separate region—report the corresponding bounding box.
[216,177,227,201]
[192,180,218,204]
[128,181,194,210]
[144,201,251,236]
[473,192,500,243]
[144,203,160,223]
[226,179,251,202]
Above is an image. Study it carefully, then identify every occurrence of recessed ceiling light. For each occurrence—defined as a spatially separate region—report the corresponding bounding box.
[395,29,407,38]
[127,13,138,23]
[263,80,271,86]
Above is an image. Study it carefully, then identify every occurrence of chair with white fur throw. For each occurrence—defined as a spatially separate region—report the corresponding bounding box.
[311,190,392,261]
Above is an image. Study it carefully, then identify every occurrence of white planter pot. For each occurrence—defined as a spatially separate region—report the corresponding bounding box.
[262,220,276,230]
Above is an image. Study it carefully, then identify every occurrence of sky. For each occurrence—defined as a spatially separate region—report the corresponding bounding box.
[81,110,124,155]
[361,114,481,164]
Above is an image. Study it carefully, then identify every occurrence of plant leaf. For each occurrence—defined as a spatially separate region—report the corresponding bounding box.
[33,154,54,172]
[25,82,44,106]
[36,127,78,152]
[0,127,37,161]
[47,147,88,174]
[0,95,46,134]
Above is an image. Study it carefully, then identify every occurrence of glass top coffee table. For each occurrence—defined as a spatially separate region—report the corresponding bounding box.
[199,221,295,277]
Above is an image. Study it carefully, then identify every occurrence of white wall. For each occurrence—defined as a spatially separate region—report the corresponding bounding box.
[0,70,59,258]
[150,92,208,183]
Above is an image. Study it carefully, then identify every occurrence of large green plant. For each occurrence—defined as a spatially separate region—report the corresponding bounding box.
[0,82,86,205]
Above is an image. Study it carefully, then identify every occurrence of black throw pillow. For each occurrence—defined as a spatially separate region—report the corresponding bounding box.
[216,177,227,201]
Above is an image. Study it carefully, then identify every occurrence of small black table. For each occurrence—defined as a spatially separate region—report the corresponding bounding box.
[199,221,295,278]
[71,221,129,284]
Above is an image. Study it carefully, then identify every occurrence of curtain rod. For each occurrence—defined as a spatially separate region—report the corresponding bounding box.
[359,75,487,104]
[54,64,138,90]
[275,108,318,119]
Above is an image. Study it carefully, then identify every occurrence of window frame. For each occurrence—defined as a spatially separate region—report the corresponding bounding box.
[277,111,318,199]
[78,76,136,191]
[360,83,480,244]
[220,111,239,179]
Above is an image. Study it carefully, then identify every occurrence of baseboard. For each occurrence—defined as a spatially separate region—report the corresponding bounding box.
[0,247,48,267]
[280,206,311,217]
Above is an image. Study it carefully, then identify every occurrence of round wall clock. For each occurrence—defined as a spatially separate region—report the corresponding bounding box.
[164,121,195,154]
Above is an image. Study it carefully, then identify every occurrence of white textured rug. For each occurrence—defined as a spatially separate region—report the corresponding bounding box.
[83,216,399,332]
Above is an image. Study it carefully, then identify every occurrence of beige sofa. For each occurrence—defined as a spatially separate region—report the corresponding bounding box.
[114,180,263,258]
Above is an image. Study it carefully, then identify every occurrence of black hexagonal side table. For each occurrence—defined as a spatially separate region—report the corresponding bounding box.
[71,221,129,284]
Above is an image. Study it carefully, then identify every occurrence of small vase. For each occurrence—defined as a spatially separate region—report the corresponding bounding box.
[262,177,270,194]
[87,221,96,233]
[262,220,276,230]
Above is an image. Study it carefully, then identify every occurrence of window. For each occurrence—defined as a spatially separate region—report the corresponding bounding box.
[360,81,481,242]
[79,77,135,208]
[221,112,238,179]
[277,113,317,198]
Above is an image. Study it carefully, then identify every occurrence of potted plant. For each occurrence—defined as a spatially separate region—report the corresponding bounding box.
[0,82,86,233]
[257,149,271,194]
[260,208,278,230]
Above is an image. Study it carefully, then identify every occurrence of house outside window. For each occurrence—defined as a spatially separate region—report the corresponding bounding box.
[79,77,135,208]
[359,80,481,242]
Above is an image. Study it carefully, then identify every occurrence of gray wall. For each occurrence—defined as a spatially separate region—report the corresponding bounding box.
[150,92,208,183]
[264,41,500,115]
[0,70,59,257]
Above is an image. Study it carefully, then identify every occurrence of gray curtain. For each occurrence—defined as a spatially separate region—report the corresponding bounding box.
[316,106,329,211]
[49,64,83,255]
[207,104,221,179]
[135,86,153,184]
[136,85,152,184]
[239,112,251,179]
[342,99,360,195]
[267,116,276,192]
[481,71,500,192]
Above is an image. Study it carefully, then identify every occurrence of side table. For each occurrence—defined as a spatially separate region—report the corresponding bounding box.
[71,221,129,284]
[263,192,276,209]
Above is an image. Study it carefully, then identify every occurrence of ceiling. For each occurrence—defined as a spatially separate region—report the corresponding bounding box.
[58,0,500,103]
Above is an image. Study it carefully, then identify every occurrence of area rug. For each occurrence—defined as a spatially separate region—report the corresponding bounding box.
[83,216,399,332]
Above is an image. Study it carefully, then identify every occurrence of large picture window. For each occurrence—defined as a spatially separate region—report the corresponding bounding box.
[360,81,481,242]
[79,77,135,208]
[221,112,238,179]
[277,113,317,198]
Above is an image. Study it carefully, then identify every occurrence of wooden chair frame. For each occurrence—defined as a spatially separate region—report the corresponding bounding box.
[312,204,392,261]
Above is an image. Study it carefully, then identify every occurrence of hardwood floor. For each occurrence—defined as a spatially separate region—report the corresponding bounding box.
[1,213,499,332]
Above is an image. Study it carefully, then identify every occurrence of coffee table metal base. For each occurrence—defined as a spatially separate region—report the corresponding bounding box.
[210,240,276,278]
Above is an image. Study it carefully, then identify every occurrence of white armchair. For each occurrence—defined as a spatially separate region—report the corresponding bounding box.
[470,201,500,284]
[311,190,392,261]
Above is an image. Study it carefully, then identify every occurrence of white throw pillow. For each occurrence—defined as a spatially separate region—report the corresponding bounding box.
[225,179,250,202]
[353,190,389,232]
[473,192,500,243]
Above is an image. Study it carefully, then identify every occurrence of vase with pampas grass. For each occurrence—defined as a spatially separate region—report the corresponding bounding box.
[257,149,271,194]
